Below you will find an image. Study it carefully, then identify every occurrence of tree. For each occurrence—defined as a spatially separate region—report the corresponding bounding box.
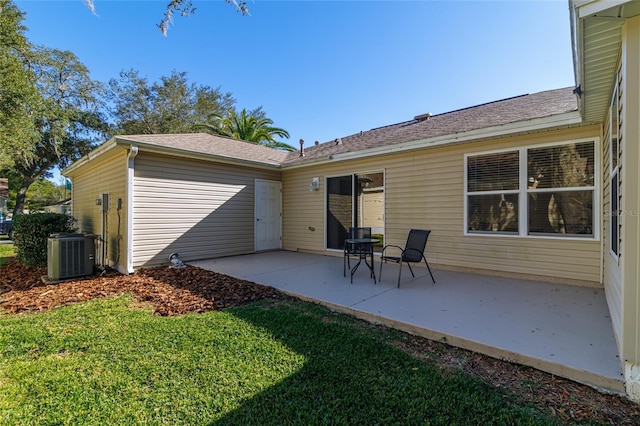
[0,0,40,170]
[24,178,66,212]
[108,69,236,135]
[83,0,249,35]
[196,108,294,151]
[157,0,249,35]
[7,45,108,216]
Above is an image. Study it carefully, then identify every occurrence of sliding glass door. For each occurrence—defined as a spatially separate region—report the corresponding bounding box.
[326,172,384,250]
[326,175,354,250]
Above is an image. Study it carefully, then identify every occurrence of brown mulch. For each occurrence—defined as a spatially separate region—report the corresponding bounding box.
[1,258,639,424]
[0,259,284,316]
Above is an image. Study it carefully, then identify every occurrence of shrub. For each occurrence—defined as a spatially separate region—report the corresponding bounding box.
[13,213,76,268]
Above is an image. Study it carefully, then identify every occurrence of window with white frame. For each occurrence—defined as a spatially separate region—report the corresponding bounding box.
[467,151,520,233]
[466,140,596,238]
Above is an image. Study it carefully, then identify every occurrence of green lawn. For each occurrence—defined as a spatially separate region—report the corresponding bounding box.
[0,237,14,267]
[0,295,561,425]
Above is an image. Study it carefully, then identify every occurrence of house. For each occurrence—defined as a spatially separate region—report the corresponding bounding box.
[62,0,640,401]
[63,134,287,270]
[43,199,72,216]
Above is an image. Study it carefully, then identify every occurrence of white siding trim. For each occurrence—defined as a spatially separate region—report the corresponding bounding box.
[126,145,138,274]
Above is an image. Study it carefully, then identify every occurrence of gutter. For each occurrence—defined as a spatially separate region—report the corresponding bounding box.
[62,137,118,176]
[116,137,284,171]
[570,1,586,119]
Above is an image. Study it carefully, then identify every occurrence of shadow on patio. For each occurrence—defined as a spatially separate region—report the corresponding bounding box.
[191,250,623,394]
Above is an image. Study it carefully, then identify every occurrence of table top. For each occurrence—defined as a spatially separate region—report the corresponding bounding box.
[345,238,380,244]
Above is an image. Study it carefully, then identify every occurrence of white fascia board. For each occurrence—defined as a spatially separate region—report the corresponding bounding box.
[575,0,628,18]
[329,111,583,162]
[62,137,118,176]
[114,137,282,171]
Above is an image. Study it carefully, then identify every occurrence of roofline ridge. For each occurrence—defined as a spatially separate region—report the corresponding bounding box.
[432,93,530,117]
[367,120,414,132]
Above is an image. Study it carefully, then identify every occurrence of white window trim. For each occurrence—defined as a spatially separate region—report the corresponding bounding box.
[609,81,620,261]
[464,137,600,241]
[610,168,620,261]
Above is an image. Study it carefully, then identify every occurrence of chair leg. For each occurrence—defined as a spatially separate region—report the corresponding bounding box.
[423,257,435,284]
[397,262,403,288]
[343,253,346,277]
[406,262,415,278]
[344,254,352,280]
[379,259,384,281]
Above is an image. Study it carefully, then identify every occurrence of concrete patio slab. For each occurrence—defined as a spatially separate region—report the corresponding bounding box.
[191,250,624,394]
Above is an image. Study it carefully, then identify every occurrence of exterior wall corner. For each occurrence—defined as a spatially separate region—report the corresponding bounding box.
[625,361,640,403]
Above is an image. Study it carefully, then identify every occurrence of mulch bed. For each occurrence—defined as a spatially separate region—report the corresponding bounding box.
[1,258,639,424]
[0,258,284,316]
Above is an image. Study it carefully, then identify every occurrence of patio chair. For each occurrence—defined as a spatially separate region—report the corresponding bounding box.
[343,227,373,279]
[379,229,435,288]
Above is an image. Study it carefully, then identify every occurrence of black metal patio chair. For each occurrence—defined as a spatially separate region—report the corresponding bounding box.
[343,227,373,280]
[379,229,435,288]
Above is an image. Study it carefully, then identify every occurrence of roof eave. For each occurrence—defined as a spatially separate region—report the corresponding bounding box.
[115,136,283,171]
[569,0,640,123]
[323,111,583,164]
[573,0,629,18]
[62,137,119,177]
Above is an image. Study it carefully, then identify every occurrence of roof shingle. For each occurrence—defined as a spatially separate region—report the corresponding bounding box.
[117,133,290,166]
[102,87,577,169]
[283,87,578,164]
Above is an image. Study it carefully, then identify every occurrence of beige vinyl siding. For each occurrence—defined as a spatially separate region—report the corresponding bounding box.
[362,190,384,228]
[620,15,640,366]
[283,125,602,285]
[68,146,129,272]
[282,170,327,252]
[132,152,281,269]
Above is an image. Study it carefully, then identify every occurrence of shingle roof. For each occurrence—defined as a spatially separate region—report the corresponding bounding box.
[283,87,578,165]
[102,87,577,170]
[117,133,290,166]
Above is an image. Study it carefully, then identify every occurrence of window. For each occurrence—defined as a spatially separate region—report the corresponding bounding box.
[467,151,519,233]
[610,75,621,257]
[466,140,596,238]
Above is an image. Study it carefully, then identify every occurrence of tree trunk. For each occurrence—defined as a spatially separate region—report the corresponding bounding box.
[12,176,37,217]
[553,144,591,234]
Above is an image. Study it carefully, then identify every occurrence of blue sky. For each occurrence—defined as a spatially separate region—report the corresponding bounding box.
[17,0,575,152]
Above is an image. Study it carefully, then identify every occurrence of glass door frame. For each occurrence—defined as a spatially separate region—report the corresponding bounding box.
[325,170,385,252]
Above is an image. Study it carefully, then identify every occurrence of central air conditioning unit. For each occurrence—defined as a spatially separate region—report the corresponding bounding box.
[47,234,95,281]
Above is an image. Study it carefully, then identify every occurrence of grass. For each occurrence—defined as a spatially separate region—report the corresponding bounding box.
[0,295,563,425]
[0,236,14,267]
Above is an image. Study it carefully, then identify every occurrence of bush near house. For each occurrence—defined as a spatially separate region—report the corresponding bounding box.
[12,213,76,268]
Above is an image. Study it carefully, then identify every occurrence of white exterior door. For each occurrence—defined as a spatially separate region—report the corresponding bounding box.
[254,179,282,251]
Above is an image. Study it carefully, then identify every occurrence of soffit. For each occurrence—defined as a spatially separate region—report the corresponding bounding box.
[574,1,640,123]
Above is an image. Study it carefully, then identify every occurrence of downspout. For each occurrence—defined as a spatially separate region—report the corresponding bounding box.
[569,0,585,119]
[126,145,139,274]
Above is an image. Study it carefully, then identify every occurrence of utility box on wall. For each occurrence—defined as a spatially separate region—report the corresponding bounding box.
[47,234,95,281]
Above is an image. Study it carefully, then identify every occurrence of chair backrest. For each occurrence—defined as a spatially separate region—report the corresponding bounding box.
[402,229,431,262]
[349,227,371,240]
